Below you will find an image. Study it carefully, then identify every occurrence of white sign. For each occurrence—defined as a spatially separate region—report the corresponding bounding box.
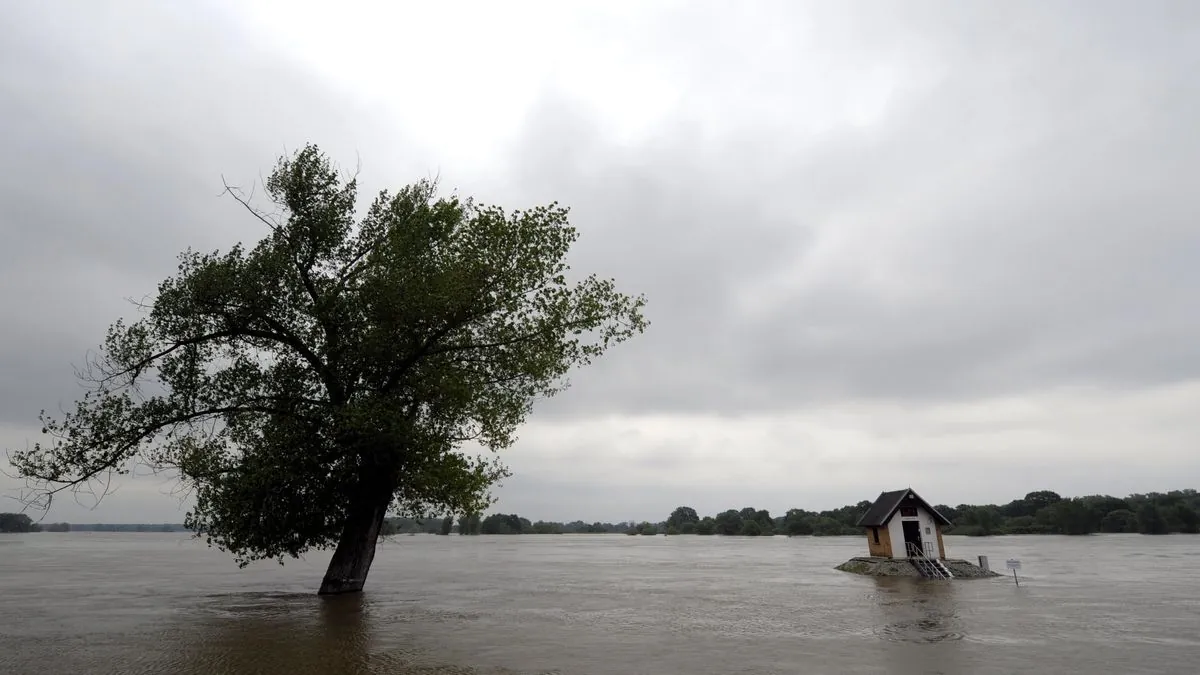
[1005,559,1022,570]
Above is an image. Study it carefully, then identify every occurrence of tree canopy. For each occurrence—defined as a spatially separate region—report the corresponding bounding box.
[8,144,647,593]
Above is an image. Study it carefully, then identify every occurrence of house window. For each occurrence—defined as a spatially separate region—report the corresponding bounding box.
[900,507,917,517]
[925,527,931,535]
[872,527,880,544]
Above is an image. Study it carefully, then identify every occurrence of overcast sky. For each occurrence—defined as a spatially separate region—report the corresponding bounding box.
[3,0,1199,524]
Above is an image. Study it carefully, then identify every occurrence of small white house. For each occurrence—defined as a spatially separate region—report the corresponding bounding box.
[855,488,952,559]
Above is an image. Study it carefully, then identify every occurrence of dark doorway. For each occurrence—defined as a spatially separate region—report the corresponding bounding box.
[902,520,923,557]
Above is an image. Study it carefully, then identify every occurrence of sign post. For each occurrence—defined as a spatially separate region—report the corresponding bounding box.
[1005,558,1022,586]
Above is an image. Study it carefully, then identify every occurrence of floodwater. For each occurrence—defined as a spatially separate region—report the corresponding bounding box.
[1,533,1197,674]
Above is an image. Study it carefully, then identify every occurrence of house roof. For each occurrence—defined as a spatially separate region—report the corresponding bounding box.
[855,488,952,527]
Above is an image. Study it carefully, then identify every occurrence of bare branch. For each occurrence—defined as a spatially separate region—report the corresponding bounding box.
[221,176,283,232]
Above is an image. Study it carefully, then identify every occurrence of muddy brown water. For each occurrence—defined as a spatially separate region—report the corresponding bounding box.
[1,532,1197,674]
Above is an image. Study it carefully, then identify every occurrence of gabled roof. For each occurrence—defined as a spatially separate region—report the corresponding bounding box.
[855,488,952,527]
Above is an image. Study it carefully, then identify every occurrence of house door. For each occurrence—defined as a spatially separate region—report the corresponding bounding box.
[902,521,923,557]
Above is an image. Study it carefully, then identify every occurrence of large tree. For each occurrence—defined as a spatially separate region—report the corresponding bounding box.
[9,145,647,594]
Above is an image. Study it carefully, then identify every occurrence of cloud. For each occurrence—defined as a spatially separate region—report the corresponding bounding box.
[0,1,429,519]
[488,0,1200,419]
[496,380,1200,521]
[2,0,1198,523]
[0,2,429,425]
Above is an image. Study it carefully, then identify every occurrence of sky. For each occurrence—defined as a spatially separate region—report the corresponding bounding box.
[2,0,1199,524]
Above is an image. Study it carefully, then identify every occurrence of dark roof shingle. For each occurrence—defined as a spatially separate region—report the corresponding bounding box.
[855,488,952,527]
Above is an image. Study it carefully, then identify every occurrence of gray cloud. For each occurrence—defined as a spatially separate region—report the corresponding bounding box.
[493,0,1200,420]
[0,2,423,426]
[2,0,1198,522]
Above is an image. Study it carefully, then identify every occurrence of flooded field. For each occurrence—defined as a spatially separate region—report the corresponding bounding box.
[1,532,1196,674]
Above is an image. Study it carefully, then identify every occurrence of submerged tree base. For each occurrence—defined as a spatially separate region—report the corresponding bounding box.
[835,556,1001,579]
[318,577,368,595]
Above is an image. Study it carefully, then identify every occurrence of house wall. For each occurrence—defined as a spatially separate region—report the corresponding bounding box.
[887,504,942,558]
[865,525,892,557]
[887,515,906,557]
[936,526,946,559]
[914,508,940,558]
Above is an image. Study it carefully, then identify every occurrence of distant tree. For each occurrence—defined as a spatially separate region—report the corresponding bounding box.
[1175,504,1199,534]
[1036,499,1097,535]
[694,517,716,535]
[457,512,482,535]
[532,520,563,534]
[563,520,622,534]
[1137,504,1169,535]
[998,499,1027,519]
[713,510,743,536]
[1078,495,1131,515]
[810,517,851,536]
[956,505,999,536]
[751,509,774,534]
[666,506,700,531]
[1099,509,1137,533]
[480,514,517,534]
[439,516,454,535]
[933,504,959,523]
[0,513,38,533]
[7,145,647,595]
[783,509,813,536]
[1023,490,1063,513]
[740,520,763,536]
[628,521,658,535]
[1000,515,1046,535]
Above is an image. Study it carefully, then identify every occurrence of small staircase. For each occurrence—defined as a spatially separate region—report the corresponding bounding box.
[907,542,953,579]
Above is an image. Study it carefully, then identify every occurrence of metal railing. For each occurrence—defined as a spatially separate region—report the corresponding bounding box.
[906,541,952,579]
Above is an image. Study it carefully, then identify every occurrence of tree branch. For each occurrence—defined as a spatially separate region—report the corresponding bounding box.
[90,329,243,387]
[18,401,320,502]
[249,319,346,404]
[221,177,283,232]
[427,314,605,358]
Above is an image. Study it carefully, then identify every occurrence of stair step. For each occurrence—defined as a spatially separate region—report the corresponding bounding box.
[910,558,948,579]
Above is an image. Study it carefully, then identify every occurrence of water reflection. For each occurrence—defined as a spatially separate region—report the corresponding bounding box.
[868,578,969,675]
[872,579,966,643]
[159,593,495,675]
[160,593,366,674]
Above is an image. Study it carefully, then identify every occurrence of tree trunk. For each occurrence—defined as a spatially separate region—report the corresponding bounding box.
[318,494,389,595]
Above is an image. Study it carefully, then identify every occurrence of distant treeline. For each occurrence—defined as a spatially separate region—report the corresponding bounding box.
[5,489,1197,538]
[938,490,1199,536]
[0,514,187,533]
[392,489,1200,538]
[644,490,1200,537]
[378,513,631,536]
